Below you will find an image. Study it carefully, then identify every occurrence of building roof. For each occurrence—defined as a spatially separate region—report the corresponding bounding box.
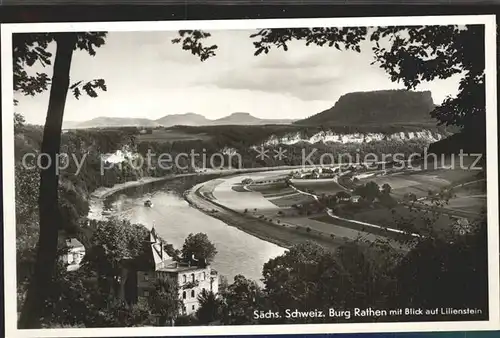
[133,228,216,274]
[65,238,84,249]
[142,227,177,271]
[158,264,211,273]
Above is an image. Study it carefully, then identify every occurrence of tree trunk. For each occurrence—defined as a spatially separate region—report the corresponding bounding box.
[18,33,76,329]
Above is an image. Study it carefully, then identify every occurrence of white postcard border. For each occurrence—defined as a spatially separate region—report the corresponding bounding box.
[2,14,499,337]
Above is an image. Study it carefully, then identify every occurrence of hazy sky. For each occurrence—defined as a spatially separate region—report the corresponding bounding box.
[15,29,462,124]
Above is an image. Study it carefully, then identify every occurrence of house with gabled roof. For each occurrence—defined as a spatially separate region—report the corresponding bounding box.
[60,238,86,272]
[120,227,219,315]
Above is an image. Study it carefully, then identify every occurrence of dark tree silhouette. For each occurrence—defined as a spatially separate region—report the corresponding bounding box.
[354,181,381,202]
[196,289,222,325]
[14,32,107,329]
[381,183,392,195]
[220,274,264,325]
[14,30,216,328]
[181,233,218,265]
[150,278,182,326]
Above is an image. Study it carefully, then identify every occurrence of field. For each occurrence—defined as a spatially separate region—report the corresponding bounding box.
[247,182,288,193]
[350,205,456,233]
[442,196,486,214]
[262,188,297,198]
[419,178,486,215]
[244,181,320,208]
[231,184,251,193]
[358,168,480,199]
[311,214,409,241]
[452,179,486,195]
[282,215,404,245]
[291,180,345,195]
[312,204,461,240]
[199,165,486,247]
[136,129,211,143]
[268,193,316,208]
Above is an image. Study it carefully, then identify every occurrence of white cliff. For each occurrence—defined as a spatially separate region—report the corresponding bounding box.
[262,129,445,146]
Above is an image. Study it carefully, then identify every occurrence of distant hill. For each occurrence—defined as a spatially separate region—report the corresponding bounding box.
[68,117,160,129]
[295,89,437,126]
[211,112,294,125]
[63,112,295,129]
[61,121,81,129]
[155,113,210,127]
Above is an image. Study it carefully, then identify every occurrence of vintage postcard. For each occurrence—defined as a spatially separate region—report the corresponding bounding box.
[2,14,499,337]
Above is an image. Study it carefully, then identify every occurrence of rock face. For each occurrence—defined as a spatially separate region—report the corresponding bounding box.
[262,129,448,146]
[296,89,436,126]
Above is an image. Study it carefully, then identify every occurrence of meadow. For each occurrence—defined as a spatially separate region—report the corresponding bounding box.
[357,168,479,199]
[292,180,346,195]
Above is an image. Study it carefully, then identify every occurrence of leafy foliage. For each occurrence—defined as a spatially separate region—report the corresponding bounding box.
[150,278,182,325]
[14,31,110,329]
[220,274,264,325]
[15,163,41,282]
[354,181,382,202]
[371,25,485,131]
[196,289,223,325]
[391,219,488,318]
[261,242,348,323]
[85,219,149,281]
[250,27,367,55]
[13,32,108,101]
[181,233,218,265]
[14,112,26,133]
[171,30,218,62]
[381,183,392,195]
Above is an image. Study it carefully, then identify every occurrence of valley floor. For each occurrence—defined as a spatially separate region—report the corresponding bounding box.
[185,180,344,251]
[185,170,408,252]
[184,164,485,253]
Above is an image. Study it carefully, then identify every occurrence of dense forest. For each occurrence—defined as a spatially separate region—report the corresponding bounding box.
[15,122,144,279]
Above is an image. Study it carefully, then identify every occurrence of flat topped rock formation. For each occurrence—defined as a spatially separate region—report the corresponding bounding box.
[296,89,436,126]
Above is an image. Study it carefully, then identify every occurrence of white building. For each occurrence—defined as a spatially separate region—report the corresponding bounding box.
[130,228,219,316]
[60,238,85,271]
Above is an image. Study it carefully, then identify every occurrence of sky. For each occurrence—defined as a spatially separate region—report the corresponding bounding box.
[14,29,462,125]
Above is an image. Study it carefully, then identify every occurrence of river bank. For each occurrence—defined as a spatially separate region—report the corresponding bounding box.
[86,165,361,250]
[87,164,322,213]
[90,174,198,200]
[87,172,289,281]
[88,175,192,220]
[184,181,351,251]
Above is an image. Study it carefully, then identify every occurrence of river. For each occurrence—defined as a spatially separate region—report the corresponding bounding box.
[96,178,286,283]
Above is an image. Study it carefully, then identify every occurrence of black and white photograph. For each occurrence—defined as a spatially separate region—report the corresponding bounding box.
[2,14,499,336]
